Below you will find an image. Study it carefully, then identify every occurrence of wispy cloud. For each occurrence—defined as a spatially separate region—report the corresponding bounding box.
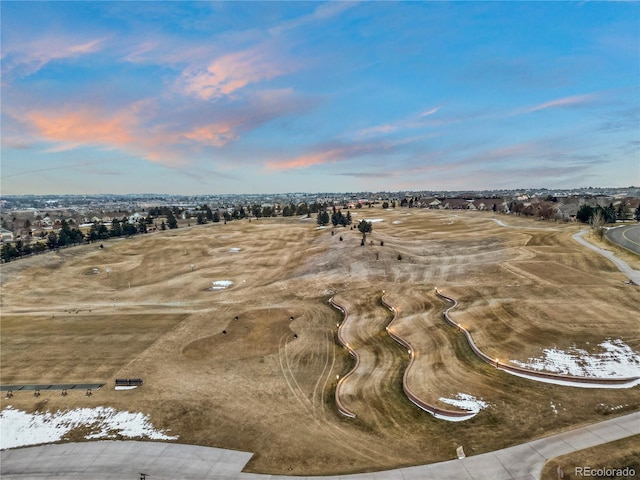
[180,46,288,100]
[527,93,598,113]
[2,36,104,77]
[266,143,381,171]
[356,106,441,139]
[269,2,358,35]
[265,135,412,171]
[420,107,440,117]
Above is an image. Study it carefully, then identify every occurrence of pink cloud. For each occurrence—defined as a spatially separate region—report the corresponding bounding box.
[265,138,405,171]
[181,47,287,100]
[183,122,238,147]
[266,149,346,171]
[27,109,135,148]
[23,107,190,167]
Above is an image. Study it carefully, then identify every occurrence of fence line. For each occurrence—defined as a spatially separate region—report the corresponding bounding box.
[329,297,358,418]
[435,289,640,388]
[381,295,478,420]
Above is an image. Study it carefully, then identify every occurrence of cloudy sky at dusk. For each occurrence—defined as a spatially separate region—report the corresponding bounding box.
[2,1,638,195]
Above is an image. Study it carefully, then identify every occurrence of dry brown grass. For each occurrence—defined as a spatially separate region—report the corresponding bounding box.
[540,434,639,480]
[1,209,638,474]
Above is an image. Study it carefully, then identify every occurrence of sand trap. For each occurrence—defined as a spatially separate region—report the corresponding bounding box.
[0,406,177,449]
[210,280,234,290]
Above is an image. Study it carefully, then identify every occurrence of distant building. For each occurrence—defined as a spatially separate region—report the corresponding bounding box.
[1,228,14,243]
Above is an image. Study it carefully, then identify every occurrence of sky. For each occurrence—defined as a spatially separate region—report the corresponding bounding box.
[1,1,639,195]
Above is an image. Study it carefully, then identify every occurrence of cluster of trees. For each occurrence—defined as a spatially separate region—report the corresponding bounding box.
[331,207,352,227]
[400,198,417,208]
[1,239,48,261]
[1,219,85,262]
[282,201,326,217]
[87,216,151,241]
[508,201,558,219]
[576,203,628,224]
[196,205,226,224]
[316,207,354,227]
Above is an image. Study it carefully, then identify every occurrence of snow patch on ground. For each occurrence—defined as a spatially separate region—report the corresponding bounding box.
[229,247,241,252]
[210,280,234,290]
[439,393,490,414]
[392,220,403,225]
[0,406,177,450]
[364,218,384,223]
[115,385,138,390]
[510,339,640,378]
[315,226,328,230]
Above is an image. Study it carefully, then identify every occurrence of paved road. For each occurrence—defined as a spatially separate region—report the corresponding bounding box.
[2,411,638,480]
[606,224,640,256]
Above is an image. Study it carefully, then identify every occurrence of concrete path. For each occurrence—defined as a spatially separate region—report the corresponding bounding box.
[2,411,638,480]
[573,230,640,284]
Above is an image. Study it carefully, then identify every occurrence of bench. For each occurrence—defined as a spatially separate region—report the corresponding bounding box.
[115,378,143,387]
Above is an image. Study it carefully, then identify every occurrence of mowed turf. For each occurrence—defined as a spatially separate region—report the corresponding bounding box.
[1,314,185,384]
[1,209,639,475]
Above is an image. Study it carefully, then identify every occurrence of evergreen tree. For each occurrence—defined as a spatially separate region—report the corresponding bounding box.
[616,202,629,221]
[603,203,616,224]
[251,204,263,218]
[47,231,58,249]
[166,211,178,229]
[1,243,19,262]
[317,210,330,226]
[358,220,373,235]
[110,218,122,237]
[213,211,221,222]
[122,223,137,236]
[576,204,593,223]
[97,224,109,239]
[205,205,213,221]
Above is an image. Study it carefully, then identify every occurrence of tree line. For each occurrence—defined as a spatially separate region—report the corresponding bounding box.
[576,202,639,224]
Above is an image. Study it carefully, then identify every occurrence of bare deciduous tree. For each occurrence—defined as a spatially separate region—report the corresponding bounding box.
[590,209,605,240]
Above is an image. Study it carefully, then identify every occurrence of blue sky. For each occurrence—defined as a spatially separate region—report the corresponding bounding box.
[1,1,638,195]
